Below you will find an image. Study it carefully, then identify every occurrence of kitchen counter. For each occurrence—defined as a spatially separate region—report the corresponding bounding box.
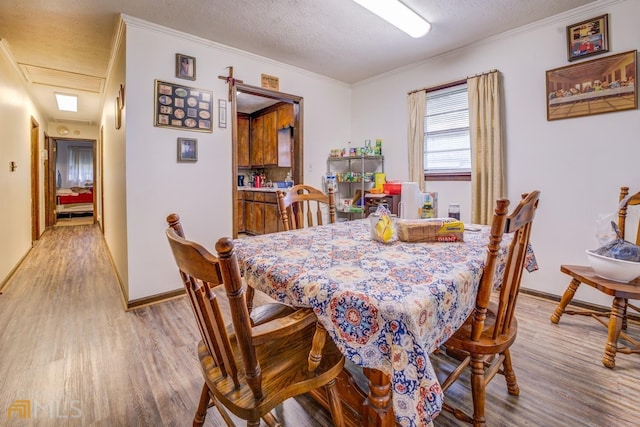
[238,186,289,193]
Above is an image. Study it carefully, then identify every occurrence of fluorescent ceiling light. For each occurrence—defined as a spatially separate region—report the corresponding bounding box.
[55,93,78,112]
[353,0,431,38]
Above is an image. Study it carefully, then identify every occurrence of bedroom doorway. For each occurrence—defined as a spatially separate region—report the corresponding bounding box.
[49,137,97,226]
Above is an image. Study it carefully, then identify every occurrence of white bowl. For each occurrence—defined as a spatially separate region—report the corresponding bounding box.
[585,250,640,283]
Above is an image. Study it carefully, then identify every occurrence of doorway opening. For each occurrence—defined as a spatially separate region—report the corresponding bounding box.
[231,83,304,238]
[49,138,97,226]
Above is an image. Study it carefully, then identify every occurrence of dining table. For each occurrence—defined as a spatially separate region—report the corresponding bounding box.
[233,218,537,427]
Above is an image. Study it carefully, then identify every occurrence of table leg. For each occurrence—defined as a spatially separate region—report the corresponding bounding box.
[550,278,581,324]
[602,297,625,369]
[362,368,394,427]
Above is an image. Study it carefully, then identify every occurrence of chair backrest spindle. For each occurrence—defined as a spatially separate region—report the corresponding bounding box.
[277,185,335,230]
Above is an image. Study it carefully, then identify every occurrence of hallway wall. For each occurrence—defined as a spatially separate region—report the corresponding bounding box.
[0,40,47,285]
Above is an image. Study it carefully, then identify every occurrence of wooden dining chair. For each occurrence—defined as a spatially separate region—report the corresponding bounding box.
[167,213,294,325]
[165,226,345,427]
[437,190,541,427]
[277,184,336,230]
[550,186,640,368]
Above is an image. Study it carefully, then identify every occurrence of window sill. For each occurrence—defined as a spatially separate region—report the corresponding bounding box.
[425,172,471,182]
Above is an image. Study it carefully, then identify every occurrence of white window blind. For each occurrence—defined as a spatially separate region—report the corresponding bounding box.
[424,83,470,173]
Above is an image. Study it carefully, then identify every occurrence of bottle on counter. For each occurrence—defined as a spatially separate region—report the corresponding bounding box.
[285,172,293,188]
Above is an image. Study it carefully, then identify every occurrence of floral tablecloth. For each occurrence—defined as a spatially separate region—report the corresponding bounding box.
[234,219,536,427]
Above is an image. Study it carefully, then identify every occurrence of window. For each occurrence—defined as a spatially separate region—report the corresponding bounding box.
[67,146,94,186]
[424,83,470,180]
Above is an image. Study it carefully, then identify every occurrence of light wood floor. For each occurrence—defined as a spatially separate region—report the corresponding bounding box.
[1,224,638,426]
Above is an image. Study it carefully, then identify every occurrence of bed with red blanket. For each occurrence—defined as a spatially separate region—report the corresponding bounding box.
[56,187,93,217]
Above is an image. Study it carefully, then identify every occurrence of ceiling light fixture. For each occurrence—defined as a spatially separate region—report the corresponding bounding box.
[353,0,431,38]
[55,93,78,112]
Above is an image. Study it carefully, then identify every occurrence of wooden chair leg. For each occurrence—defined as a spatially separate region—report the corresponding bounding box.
[501,349,520,396]
[602,297,626,369]
[245,285,255,314]
[470,354,487,427]
[193,383,210,427]
[261,412,281,427]
[550,278,581,324]
[308,321,327,372]
[326,378,345,427]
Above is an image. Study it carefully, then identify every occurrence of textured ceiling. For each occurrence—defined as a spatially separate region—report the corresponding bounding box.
[0,0,601,125]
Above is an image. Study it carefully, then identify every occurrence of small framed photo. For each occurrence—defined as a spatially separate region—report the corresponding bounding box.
[218,99,227,128]
[566,14,609,62]
[177,138,198,162]
[176,53,196,80]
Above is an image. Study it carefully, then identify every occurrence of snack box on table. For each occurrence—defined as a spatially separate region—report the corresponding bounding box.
[396,218,464,243]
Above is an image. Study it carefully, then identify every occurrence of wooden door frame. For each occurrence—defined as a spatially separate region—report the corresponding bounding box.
[44,134,56,228]
[30,117,40,242]
[99,126,104,233]
[48,137,98,225]
[231,83,303,238]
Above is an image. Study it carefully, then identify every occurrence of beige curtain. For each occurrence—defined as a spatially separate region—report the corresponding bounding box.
[407,90,426,191]
[468,71,504,224]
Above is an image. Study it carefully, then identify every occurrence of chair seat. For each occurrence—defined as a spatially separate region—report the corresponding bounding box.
[445,302,518,355]
[560,265,640,298]
[198,322,345,422]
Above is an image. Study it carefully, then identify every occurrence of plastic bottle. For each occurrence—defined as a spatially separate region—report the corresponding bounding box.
[285,172,293,188]
[448,203,461,220]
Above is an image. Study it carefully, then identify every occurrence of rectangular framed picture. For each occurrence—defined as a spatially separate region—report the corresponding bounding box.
[177,138,198,162]
[567,14,609,62]
[176,53,196,80]
[154,80,213,132]
[546,50,637,121]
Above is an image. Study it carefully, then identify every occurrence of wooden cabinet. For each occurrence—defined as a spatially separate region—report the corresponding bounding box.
[244,107,291,168]
[237,115,250,168]
[262,111,278,165]
[277,103,294,129]
[250,115,264,166]
[241,191,282,235]
[264,192,282,234]
[237,190,245,232]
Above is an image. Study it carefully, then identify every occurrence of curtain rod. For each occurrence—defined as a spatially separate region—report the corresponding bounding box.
[407,69,498,95]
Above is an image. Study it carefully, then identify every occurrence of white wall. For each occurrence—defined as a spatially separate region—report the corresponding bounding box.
[0,40,47,285]
[122,17,351,301]
[351,0,640,306]
[101,23,129,300]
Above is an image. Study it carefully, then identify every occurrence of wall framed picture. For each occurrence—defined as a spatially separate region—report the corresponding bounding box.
[546,50,637,121]
[176,53,196,80]
[154,80,213,132]
[177,138,198,162]
[566,14,609,62]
